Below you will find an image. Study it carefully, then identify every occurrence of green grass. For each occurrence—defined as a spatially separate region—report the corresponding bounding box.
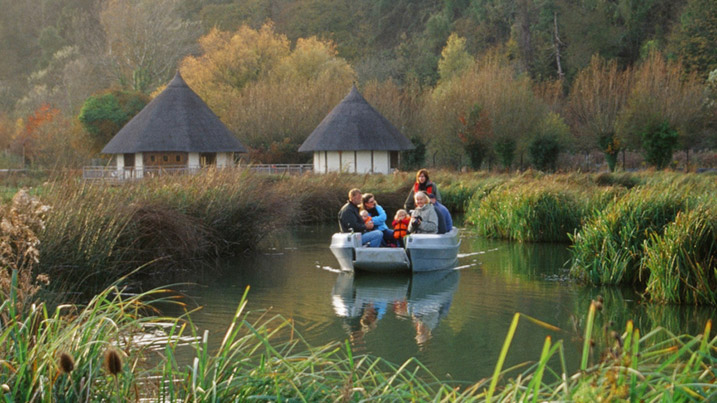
[2,273,714,401]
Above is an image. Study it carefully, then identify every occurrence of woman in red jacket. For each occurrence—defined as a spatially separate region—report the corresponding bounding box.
[404,169,441,210]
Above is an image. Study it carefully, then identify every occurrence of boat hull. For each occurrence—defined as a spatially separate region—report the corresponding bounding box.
[329,228,460,273]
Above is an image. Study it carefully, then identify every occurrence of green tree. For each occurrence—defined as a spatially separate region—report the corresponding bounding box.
[437,33,474,83]
[668,0,717,79]
[401,135,426,170]
[528,112,570,171]
[641,120,679,169]
[78,90,149,153]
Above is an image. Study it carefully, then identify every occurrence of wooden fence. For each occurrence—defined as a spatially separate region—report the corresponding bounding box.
[82,164,313,182]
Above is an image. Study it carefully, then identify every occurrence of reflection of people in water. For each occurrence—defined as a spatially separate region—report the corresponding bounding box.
[332,271,458,347]
[344,301,389,346]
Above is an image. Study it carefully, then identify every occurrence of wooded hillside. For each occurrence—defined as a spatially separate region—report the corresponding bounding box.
[0,0,714,169]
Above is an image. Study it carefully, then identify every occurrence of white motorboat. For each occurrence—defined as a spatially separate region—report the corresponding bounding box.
[330,228,460,272]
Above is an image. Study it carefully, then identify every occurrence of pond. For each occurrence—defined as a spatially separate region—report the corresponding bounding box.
[160,223,716,383]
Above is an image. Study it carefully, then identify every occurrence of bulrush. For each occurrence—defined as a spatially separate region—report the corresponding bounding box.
[59,352,75,374]
[104,349,122,376]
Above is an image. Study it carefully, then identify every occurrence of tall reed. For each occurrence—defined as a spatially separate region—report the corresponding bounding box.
[569,185,693,286]
[467,176,611,243]
[643,204,717,304]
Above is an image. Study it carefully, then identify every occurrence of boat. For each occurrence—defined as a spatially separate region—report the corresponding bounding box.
[330,227,460,272]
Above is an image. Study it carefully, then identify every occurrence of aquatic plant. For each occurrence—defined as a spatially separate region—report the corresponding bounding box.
[569,185,693,286]
[643,204,717,304]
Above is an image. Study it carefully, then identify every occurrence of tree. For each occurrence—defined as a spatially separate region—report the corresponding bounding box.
[437,33,474,83]
[180,24,355,162]
[528,112,570,171]
[617,52,709,167]
[641,120,679,169]
[668,0,717,79]
[99,0,200,93]
[566,56,632,172]
[78,90,149,153]
[458,104,493,169]
[12,104,78,167]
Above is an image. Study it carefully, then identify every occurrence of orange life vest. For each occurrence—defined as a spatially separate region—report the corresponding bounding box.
[393,218,410,239]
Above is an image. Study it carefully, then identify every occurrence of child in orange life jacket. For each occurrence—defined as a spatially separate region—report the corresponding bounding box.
[360,210,372,225]
[392,209,410,247]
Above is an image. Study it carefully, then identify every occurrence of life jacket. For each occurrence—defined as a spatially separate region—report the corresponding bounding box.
[414,181,435,198]
[393,218,410,239]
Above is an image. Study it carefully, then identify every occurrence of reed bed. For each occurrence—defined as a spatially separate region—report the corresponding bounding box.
[643,204,717,304]
[569,185,695,287]
[465,174,616,243]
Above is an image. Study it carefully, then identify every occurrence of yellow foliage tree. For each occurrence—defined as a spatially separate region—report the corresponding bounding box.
[180,24,355,162]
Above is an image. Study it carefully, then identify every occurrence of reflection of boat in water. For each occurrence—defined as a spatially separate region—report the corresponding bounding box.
[330,228,460,273]
[331,269,459,345]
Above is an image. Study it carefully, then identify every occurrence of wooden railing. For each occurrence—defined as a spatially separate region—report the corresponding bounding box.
[82,164,313,181]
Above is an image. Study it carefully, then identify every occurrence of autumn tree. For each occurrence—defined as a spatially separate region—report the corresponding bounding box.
[458,104,493,170]
[99,0,200,93]
[428,51,545,169]
[566,56,632,172]
[78,89,149,153]
[180,24,355,162]
[12,104,79,167]
[617,52,709,168]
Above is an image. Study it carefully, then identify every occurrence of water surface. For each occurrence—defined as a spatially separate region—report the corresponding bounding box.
[160,224,715,383]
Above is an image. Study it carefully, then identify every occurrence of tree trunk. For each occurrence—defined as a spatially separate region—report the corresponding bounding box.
[553,12,564,80]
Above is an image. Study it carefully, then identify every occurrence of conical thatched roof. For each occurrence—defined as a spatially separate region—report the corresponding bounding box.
[102,72,246,154]
[298,86,413,152]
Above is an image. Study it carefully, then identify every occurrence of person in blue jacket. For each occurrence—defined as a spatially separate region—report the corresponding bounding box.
[338,188,383,247]
[362,193,394,246]
[428,192,453,234]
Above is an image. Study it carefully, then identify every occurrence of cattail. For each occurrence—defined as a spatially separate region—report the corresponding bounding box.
[59,352,75,374]
[104,349,122,376]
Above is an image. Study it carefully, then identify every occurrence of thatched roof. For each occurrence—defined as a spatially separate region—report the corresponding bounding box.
[102,72,246,154]
[298,86,414,152]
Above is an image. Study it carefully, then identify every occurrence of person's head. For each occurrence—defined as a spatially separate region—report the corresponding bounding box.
[362,193,376,208]
[416,169,430,184]
[348,188,362,205]
[360,210,370,218]
[395,209,408,220]
[414,191,428,208]
[428,192,437,204]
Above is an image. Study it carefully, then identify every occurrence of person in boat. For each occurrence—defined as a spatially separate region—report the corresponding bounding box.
[407,191,438,234]
[404,168,442,211]
[392,209,410,246]
[428,192,453,234]
[360,209,372,225]
[361,193,394,246]
[339,188,383,247]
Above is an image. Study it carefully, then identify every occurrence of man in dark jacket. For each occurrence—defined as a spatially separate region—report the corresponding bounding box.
[339,188,383,247]
[429,192,453,234]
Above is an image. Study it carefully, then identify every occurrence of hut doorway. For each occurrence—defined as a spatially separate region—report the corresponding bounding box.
[200,153,216,166]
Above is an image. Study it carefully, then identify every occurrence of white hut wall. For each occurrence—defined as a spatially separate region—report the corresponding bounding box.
[216,152,234,168]
[188,152,200,170]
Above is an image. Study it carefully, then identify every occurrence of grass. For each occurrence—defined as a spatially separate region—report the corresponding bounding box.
[1,271,714,401]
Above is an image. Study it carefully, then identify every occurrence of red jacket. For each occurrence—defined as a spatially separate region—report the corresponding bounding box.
[392,218,410,239]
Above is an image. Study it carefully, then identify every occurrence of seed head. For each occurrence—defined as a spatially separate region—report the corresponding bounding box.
[59,352,75,374]
[104,349,123,376]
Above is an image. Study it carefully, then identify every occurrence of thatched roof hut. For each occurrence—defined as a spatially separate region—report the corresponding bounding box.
[299,86,413,174]
[102,72,245,176]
